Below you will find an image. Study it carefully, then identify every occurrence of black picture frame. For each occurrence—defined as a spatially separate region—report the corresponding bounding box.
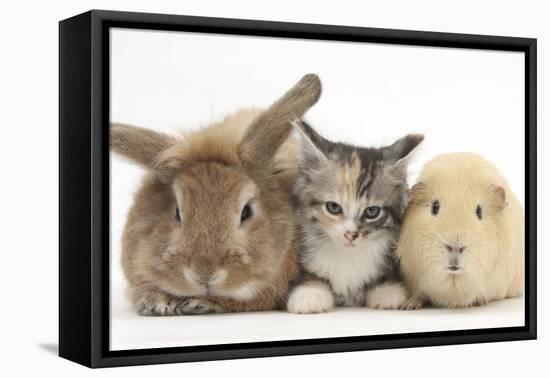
[59,9,537,368]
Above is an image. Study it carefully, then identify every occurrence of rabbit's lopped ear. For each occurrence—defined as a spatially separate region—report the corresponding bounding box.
[239,74,322,170]
[110,123,176,169]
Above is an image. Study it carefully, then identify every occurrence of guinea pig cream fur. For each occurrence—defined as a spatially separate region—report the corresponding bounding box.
[396,153,524,309]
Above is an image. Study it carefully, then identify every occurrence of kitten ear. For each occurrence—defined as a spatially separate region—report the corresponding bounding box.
[293,120,328,170]
[384,134,424,162]
[382,133,424,178]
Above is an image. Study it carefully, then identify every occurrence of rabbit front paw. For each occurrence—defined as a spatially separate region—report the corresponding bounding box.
[137,297,222,316]
[175,298,222,315]
[137,297,181,316]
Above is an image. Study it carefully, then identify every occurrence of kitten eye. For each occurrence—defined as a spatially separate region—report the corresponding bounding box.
[364,206,381,219]
[476,204,483,220]
[431,200,440,216]
[325,201,343,215]
[175,206,181,223]
[241,203,253,223]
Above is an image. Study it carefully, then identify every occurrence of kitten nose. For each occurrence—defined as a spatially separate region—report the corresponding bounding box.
[445,244,466,253]
[344,231,359,241]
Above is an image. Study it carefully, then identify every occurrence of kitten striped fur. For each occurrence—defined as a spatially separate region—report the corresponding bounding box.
[288,121,423,313]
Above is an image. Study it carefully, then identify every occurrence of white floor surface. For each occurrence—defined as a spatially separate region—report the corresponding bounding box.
[110,284,525,350]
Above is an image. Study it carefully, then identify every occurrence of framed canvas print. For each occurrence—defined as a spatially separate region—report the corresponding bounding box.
[59,10,537,368]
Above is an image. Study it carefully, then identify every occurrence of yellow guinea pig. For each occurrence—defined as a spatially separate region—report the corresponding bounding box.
[396,153,524,309]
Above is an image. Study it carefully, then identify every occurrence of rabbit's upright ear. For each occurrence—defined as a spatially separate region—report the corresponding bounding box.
[110,123,175,169]
[239,74,322,169]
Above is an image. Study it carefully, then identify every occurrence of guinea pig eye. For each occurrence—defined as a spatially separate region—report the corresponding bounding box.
[175,206,181,223]
[431,200,440,216]
[325,201,343,215]
[364,206,381,219]
[240,203,253,223]
[476,204,483,220]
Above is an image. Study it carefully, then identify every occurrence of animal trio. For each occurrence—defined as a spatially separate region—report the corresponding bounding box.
[110,74,524,316]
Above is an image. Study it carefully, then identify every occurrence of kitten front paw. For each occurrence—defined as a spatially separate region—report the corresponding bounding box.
[366,282,408,310]
[399,296,423,310]
[175,298,222,315]
[287,282,334,314]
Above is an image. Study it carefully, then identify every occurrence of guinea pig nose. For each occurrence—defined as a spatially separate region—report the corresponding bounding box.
[344,231,358,241]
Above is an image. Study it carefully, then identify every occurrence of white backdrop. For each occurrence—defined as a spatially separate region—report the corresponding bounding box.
[110,28,526,350]
[1,0,547,376]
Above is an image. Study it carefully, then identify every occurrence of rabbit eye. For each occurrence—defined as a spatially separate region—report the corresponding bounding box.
[476,204,483,220]
[364,206,381,219]
[325,201,343,215]
[431,200,440,216]
[175,206,181,223]
[241,204,253,223]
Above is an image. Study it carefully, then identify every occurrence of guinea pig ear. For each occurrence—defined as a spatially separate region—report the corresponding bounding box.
[407,181,427,207]
[487,184,508,213]
[110,123,175,169]
[239,74,322,170]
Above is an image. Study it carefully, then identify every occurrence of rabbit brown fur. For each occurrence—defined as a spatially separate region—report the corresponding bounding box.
[396,153,524,309]
[111,74,321,315]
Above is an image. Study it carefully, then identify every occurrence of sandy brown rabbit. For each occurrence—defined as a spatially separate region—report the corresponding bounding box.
[111,74,322,315]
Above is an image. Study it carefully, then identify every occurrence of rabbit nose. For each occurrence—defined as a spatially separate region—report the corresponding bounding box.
[194,257,216,283]
[445,244,466,253]
[344,231,359,241]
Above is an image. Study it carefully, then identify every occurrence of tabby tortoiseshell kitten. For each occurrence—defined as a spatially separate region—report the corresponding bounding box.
[287,122,423,313]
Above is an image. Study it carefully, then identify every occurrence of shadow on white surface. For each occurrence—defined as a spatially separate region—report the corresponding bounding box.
[37,343,58,356]
[110,284,524,351]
